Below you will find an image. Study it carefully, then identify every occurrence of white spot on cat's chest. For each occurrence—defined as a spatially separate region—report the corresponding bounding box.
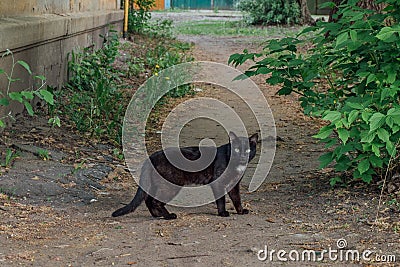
[236,165,247,172]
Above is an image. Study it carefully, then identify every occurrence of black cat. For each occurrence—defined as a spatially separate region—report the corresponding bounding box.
[112,132,258,220]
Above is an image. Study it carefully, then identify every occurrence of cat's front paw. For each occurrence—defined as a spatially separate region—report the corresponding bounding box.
[164,213,177,220]
[218,211,230,217]
[239,209,249,215]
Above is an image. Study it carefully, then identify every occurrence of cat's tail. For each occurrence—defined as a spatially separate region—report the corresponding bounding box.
[112,187,146,217]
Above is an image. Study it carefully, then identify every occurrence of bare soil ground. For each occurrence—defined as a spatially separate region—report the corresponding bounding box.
[1,13,399,266]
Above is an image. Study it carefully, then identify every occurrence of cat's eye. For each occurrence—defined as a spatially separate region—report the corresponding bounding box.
[234,148,240,153]
[246,149,250,153]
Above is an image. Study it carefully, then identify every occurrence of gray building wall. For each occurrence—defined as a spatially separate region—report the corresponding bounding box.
[0,0,124,122]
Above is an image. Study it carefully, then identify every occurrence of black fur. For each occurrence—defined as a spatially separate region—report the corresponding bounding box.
[112,132,258,219]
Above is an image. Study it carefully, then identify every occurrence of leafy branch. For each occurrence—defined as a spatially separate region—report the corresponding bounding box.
[0,49,57,128]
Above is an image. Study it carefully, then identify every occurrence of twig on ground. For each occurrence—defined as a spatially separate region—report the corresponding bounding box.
[159,254,210,260]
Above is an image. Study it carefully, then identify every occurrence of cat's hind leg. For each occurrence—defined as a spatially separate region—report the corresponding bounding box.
[145,193,177,220]
[145,195,164,218]
[152,199,177,220]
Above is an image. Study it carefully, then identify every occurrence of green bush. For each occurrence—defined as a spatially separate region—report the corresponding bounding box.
[229,0,400,185]
[128,0,153,34]
[128,0,173,38]
[237,0,300,25]
[144,40,194,99]
[62,30,124,144]
[61,28,193,145]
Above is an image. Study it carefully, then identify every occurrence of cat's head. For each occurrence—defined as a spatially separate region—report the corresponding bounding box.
[229,132,258,165]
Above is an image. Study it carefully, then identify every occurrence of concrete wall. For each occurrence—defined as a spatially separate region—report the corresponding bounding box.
[0,0,121,16]
[0,0,124,122]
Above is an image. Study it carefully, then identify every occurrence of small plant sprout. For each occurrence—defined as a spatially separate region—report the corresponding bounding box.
[37,149,50,161]
[1,149,19,168]
[48,116,61,128]
[113,148,124,161]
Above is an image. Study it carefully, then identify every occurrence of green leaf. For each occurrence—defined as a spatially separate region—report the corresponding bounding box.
[386,141,396,157]
[48,116,61,127]
[337,128,350,144]
[8,92,23,103]
[346,102,363,110]
[34,75,46,81]
[387,108,400,125]
[337,145,354,159]
[17,60,32,74]
[39,89,54,105]
[357,71,370,78]
[361,111,372,122]
[348,110,359,124]
[366,73,376,85]
[340,117,350,128]
[23,100,34,116]
[386,70,397,84]
[234,74,249,81]
[323,111,341,122]
[377,128,390,143]
[21,91,34,100]
[267,76,284,85]
[319,1,335,9]
[268,40,283,51]
[369,112,386,132]
[362,143,371,152]
[277,86,292,95]
[0,98,10,106]
[361,174,373,184]
[386,116,394,128]
[313,125,333,139]
[349,12,364,22]
[255,67,270,75]
[376,26,400,43]
[369,155,383,168]
[358,159,370,175]
[0,120,4,128]
[335,32,348,48]
[319,152,334,169]
[360,131,376,143]
[335,161,350,171]
[349,30,357,42]
[381,88,390,101]
[323,138,337,148]
[300,25,320,35]
[371,143,381,157]
[330,176,343,187]
[334,119,343,129]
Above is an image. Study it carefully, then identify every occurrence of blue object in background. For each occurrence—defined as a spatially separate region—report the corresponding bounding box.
[165,0,171,9]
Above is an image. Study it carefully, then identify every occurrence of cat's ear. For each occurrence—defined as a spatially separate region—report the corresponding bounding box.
[249,133,258,144]
[229,131,238,141]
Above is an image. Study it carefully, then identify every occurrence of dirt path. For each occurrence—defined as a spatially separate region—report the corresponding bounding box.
[1,14,399,267]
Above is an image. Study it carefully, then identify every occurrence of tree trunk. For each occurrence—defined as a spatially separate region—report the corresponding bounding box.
[357,0,384,11]
[328,0,385,22]
[298,0,315,25]
[328,0,342,23]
